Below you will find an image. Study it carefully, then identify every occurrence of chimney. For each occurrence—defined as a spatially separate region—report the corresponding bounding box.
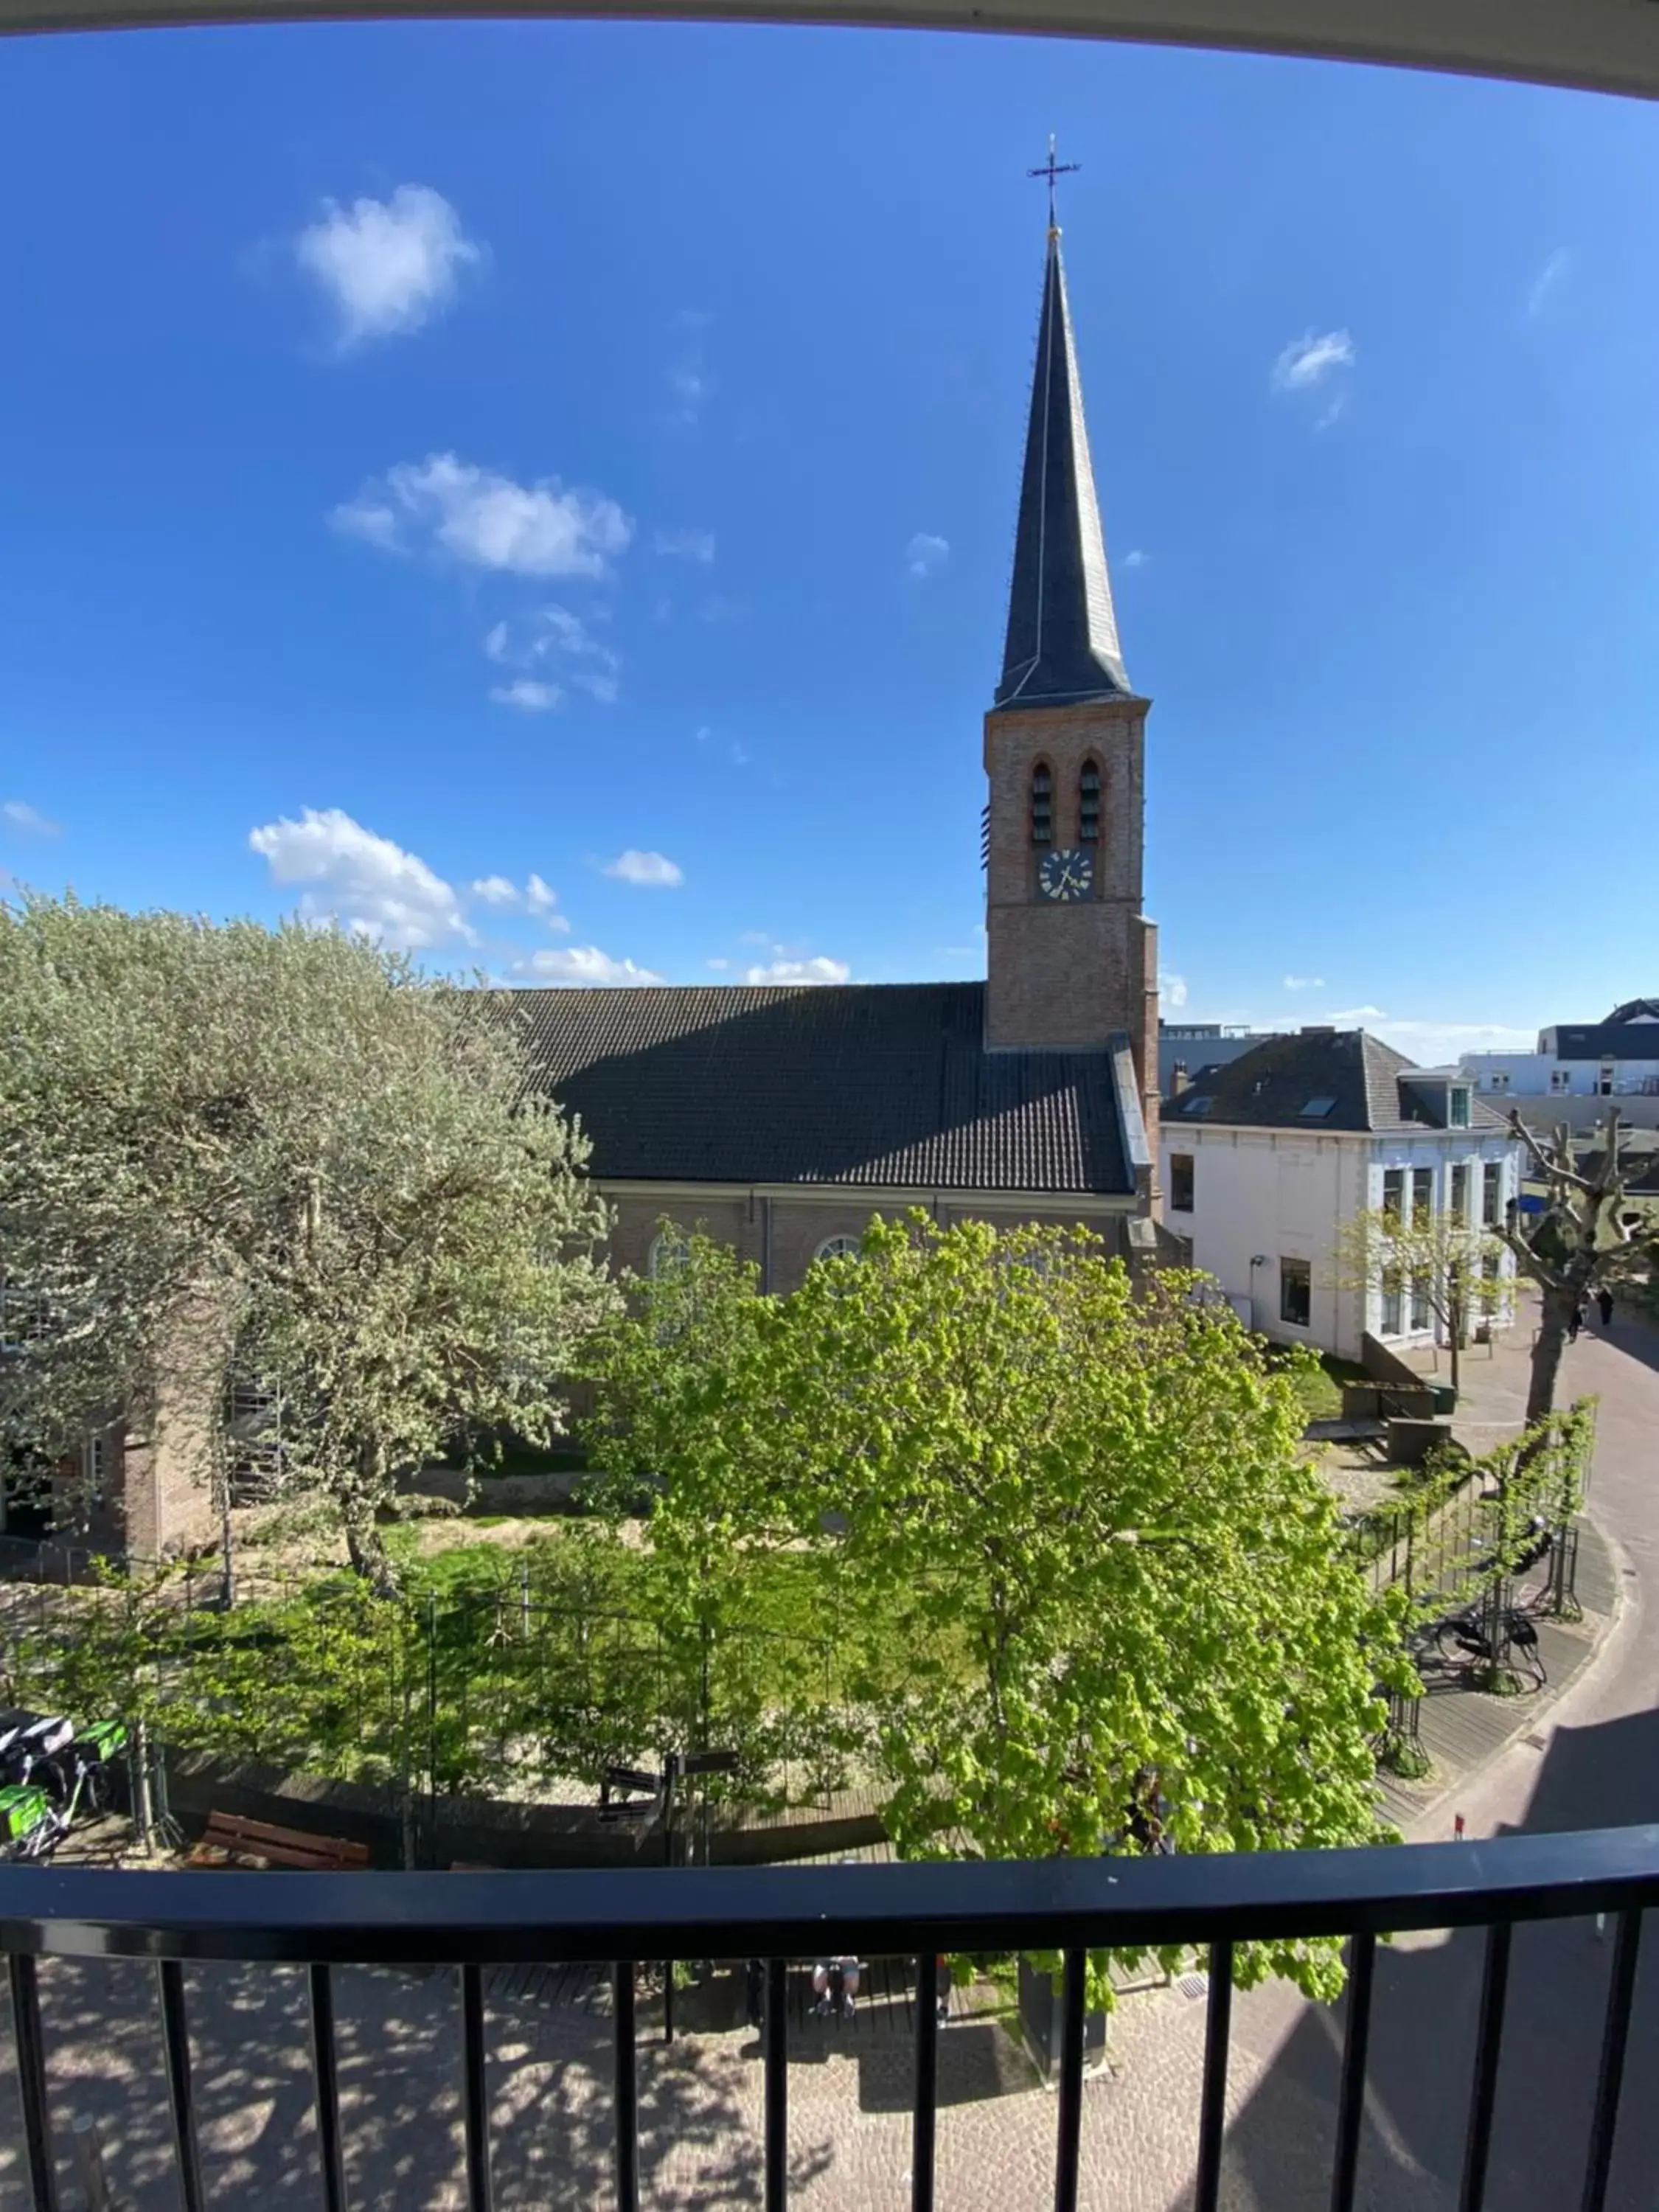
[1172,1060,1189,1096]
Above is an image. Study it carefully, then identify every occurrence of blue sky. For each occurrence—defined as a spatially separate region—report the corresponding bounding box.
[4,22,1658,1057]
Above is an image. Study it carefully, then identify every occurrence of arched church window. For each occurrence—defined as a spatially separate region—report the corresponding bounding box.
[1079,759,1102,844]
[648,1231,691,1280]
[815,1235,861,1264]
[1030,762,1054,846]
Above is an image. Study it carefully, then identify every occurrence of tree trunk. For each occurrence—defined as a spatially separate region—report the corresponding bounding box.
[1527,1290,1576,1424]
[342,1497,399,1596]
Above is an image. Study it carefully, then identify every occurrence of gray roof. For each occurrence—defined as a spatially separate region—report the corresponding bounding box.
[1164,1030,1509,1135]
[507,983,1135,1194]
[1604,1000,1659,1026]
[1548,1023,1659,1060]
[992,228,1133,712]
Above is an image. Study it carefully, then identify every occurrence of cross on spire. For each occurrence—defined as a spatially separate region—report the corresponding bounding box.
[1028,133,1080,232]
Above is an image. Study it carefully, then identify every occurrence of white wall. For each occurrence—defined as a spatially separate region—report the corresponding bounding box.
[1159,1127,1521,1363]
[1462,1049,1659,1100]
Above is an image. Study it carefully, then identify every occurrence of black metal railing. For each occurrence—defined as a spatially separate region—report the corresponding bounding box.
[4,1826,1658,2212]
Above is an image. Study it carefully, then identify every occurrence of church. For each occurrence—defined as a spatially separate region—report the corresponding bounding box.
[512,206,1165,1287]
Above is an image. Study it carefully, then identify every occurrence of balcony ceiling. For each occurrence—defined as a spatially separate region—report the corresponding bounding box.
[3,0,1659,102]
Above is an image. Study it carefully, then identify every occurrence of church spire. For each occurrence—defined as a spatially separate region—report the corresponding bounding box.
[993,179,1131,712]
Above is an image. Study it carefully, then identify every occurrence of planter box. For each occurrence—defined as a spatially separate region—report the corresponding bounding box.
[1018,1953,1107,2084]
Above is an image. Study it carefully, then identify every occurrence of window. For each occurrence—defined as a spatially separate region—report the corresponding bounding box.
[1298,1096,1337,1119]
[1183,1096,1212,1118]
[81,1433,106,1512]
[1599,1064,1615,1096]
[1380,1283,1404,1335]
[1487,1071,1510,1093]
[814,1235,860,1263]
[1410,1276,1431,1332]
[1449,1088,1471,1128]
[648,1231,691,1279]
[1078,759,1102,844]
[1169,1153,1194,1213]
[1483,1161,1503,1226]
[1550,1068,1571,1093]
[1411,1167,1434,1225]
[1382,1168,1404,1221]
[1449,1164,1470,1222]
[1279,1258,1312,1328]
[1030,762,1053,847]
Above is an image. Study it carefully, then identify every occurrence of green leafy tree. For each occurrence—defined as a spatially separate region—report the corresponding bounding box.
[1498,1110,1641,1421]
[0,892,615,1589]
[1331,1204,1511,1396]
[586,1213,1411,2001]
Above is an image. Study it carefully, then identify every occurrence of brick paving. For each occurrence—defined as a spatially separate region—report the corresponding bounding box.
[1,1304,1656,2210]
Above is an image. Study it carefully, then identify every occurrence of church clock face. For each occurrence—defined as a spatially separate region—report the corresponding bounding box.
[1038,846,1093,902]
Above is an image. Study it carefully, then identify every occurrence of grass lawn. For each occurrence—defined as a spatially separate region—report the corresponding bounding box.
[1279,1352,1371,1424]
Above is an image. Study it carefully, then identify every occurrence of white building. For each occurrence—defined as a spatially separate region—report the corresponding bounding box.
[1461,1000,1659,1124]
[1159,1029,1521,1363]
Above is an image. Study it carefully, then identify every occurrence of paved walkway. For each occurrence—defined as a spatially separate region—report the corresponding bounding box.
[0,1306,1655,2210]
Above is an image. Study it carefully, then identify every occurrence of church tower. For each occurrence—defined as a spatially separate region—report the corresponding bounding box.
[983,199,1159,1143]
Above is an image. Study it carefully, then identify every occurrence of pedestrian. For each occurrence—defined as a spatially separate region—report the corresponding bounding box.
[1568,1298,1585,1343]
[1598,1287,1614,1329]
[744,1957,766,2031]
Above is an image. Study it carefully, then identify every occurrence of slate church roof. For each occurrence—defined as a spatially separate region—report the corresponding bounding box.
[509,984,1136,1194]
[992,224,1133,712]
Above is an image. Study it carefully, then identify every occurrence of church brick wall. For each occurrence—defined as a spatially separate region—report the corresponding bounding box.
[981,698,1160,1139]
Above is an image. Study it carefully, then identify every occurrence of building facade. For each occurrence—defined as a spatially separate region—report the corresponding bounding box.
[1461,1001,1659,1133]
[515,204,1167,1290]
[1160,1031,1521,1363]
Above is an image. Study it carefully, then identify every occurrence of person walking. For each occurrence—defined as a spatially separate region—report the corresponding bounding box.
[1568,1298,1585,1343]
[1598,1287,1615,1329]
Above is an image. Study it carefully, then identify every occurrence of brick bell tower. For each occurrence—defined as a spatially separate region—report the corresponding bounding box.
[983,192,1159,1144]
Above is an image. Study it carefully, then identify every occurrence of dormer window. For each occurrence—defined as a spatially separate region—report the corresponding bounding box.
[1449,1088,1471,1128]
[1078,759,1102,844]
[1030,763,1054,846]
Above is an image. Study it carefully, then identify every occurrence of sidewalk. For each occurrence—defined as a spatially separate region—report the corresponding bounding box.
[1376,1513,1619,1830]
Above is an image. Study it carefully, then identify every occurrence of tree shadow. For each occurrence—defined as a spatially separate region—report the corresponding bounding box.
[0,1955,837,2209]
[1212,1705,1659,2211]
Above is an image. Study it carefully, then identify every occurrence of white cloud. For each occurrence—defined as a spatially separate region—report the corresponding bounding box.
[1281,974,1326,992]
[603,849,684,888]
[654,528,716,564]
[1326,1004,1388,1022]
[729,741,751,768]
[332,454,631,578]
[1,800,60,836]
[490,680,561,713]
[694,725,712,745]
[742,956,851,987]
[905,532,949,579]
[1271,330,1354,392]
[1121,549,1150,570]
[467,871,568,929]
[706,957,730,971]
[1159,972,1189,1009]
[248,807,473,950]
[1528,248,1569,319]
[668,366,711,423]
[737,930,771,947]
[516,945,664,987]
[485,605,620,706]
[296,185,482,347]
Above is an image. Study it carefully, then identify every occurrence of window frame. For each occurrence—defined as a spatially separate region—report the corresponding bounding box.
[1448,1163,1470,1222]
[647,1231,692,1281]
[1279,1256,1312,1329]
[1411,1166,1434,1226]
[1168,1152,1195,1214]
[1482,1161,1503,1227]
[1449,1087,1471,1128]
[1077,757,1102,846]
[813,1234,861,1265]
[1029,760,1054,849]
[1382,1167,1405,1221]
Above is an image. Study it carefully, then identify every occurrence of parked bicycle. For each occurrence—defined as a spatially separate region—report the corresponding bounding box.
[0,1710,128,1862]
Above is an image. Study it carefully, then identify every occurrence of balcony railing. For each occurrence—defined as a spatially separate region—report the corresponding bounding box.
[4,1826,1658,2212]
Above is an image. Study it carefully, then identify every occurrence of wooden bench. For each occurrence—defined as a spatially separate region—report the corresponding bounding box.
[187,1811,372,1871]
